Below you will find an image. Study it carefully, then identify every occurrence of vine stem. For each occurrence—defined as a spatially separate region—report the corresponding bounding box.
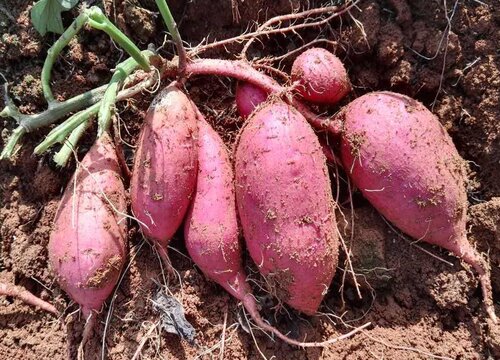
[41,6,150,106]
[87,8,150,71]
[41,11,90,104]
[0,85,106,160]
[98,50,154,136]
[33,73,158,155]
[164,58,342,136]
[155,0,187,78]
[52,118,91,167]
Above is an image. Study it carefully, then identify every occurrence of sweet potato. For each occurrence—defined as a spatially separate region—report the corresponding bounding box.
[235,101,339,315]
[337,91,497,323]
[186,110,357,347]
[235,81,268,118]
[184,115,242,296]
[48,132,127,318]
[291,47,350,105]
[130,85,198,255]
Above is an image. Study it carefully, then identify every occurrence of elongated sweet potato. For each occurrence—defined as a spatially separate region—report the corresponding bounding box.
[184,116,242,295]
[130,85,198,253]
[235,101,338,315]
[186,110,358,347]
[337,91,497,323]
[48,132,127,318]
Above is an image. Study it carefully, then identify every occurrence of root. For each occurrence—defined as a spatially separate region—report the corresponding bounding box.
[362,331,454,360]
[337,225,362,300]
[101,239,147,360]
[189,1,360,56]
[240,1,360,60]
[460,244,498,324]
[112,115,132,181]
[131,321,160,360]
[77,313,97,360]
[219,305,228,360]
[231,0,241,24]
[242,294,370,348]
[0,282,58,315]
[380,217,454,267]
[153,242,176,277]
[169,58,342,136]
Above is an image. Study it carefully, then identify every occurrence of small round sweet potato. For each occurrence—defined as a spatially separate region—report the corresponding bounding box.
[235,101,339,315]
[291,48,350,105]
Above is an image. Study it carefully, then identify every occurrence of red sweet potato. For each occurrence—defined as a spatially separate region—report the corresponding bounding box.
[184,115,242,296]
[130,85,198,253]
[337,91,497,323]
[291,48,350,105]
[235,81,268,118]
[235,101,339,315]
[48,133,127,318]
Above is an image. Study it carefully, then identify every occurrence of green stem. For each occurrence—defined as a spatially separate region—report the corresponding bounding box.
[97,50,153,136]
[155,0,187,76]
[21,85,106,131]
[41,11,90,104]
[0,126,26,159]
[88,7,150,71]
[41,6,149,106]
[34,103,100,155]
[32,74,158,155]
[53,119,91,167]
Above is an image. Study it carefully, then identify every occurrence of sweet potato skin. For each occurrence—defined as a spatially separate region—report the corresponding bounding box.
[339,91,468,251]
[48,133,127,317]
[130,85,198,247]
[236,82,268,118]
[235,102,338,315]
[291,48,350,105]
[184,116,245,296]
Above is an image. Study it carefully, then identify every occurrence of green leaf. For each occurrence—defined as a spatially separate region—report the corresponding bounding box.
[31,0,79,35]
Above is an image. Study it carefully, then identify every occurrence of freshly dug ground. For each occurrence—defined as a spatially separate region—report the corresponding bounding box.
[0,0,499,359]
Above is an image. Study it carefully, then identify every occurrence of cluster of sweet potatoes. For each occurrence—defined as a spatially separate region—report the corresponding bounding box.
[14,44,497,350]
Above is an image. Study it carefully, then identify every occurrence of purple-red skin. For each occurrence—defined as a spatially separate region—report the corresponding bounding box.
[48,133,127,318]
[235,101,339,315]
[130,85,198,248]
[235,82,268,118]
[183,113,268,335]
[185,113,349,347]
[337,91,497,323]
[184,115,245,297]
[291,48,350,105]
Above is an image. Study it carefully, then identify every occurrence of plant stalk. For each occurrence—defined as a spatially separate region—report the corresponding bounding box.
[155,0,187,77]
[98,50,154,136]
[53,119,91,167]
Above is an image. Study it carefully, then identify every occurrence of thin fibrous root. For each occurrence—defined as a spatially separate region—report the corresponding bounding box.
[77,313,97,360]
[0,282,58,315]
[188,1,359,57]
[460,245,498,324]
[240,0,360,59]
[242,294,370,347]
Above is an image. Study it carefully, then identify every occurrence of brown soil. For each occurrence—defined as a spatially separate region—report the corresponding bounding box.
[1,0,499,359]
